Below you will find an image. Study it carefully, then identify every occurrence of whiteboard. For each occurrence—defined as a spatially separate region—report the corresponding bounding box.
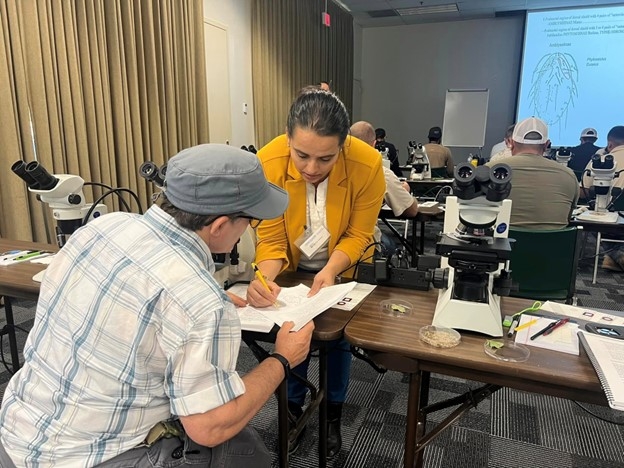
[441,89,489,148]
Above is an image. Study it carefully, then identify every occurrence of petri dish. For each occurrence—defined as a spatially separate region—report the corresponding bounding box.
[483,340,530,362]
[419,325,461,348]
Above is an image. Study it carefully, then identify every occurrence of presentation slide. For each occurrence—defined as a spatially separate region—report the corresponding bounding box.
[516,5,624,147]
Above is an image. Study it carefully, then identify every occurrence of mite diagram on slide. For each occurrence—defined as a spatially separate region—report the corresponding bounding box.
[528,52,579,132]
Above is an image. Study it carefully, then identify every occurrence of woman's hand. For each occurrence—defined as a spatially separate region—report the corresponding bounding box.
[246,278,281,308]
[308,268,336,297]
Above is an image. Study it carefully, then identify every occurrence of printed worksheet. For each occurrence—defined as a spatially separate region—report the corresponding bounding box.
[332,283,376,311]
[226,282,358,331]
[256,282,357,331]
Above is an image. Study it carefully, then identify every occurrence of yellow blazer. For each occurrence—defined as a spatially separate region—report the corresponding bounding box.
[255,134,385,276]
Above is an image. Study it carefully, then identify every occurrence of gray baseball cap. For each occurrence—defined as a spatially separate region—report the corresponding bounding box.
[164,144,288,219]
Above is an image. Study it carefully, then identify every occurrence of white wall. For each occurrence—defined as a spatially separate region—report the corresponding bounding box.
[203,0,255,147]
[356,16,524,164]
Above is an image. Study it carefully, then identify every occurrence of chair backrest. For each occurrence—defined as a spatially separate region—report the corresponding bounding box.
[609,188,624,211]
[508,226,582,304]
[431,167,447,179]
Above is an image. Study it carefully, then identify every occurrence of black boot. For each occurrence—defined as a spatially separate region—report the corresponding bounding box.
[327,402,343,458]
[287,401,306,455]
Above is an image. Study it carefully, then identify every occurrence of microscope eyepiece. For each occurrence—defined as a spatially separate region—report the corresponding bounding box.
[11,160,40,189]
[24,161,58,191]
[486,163,512,202]
[139,161,166,187]
[490,164,511,182]
[603,154,614,169]
[454,163,475,185]
[591,153,615,170]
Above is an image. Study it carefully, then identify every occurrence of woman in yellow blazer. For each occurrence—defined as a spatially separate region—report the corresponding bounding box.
[247,87,385,457]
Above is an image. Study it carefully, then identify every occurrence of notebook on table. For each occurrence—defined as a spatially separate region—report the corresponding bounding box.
[578,330,624,411]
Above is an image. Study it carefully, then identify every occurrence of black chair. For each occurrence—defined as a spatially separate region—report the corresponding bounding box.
[509,226,583,304]
[430,167,448,179]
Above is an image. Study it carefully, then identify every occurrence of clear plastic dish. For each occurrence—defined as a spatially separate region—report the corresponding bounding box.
[419,325,461,348]
[379,299,414,318]
[483,340,530,362]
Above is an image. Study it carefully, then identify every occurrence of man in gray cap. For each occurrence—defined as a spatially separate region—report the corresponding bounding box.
[0,144,314,467]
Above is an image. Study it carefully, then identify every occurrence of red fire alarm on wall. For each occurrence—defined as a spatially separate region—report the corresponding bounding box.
[322,12,331,27]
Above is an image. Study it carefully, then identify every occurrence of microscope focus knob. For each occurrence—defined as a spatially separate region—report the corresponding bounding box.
[68,193,82,205]
[432,267,449,289]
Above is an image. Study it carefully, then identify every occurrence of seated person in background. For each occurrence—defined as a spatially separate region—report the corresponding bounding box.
[424,126,454,176]
[0,144,315,467]
[247,87,385,457]
[581,125,624,272]
[352,121,418,253]
[489,135,507,161]
[488,117,578,230]
[374,127,402,177]
[582,126,624,193]
[352,122,418,217]
[569,127,601,181]
[490,124,515,163]
[319,80,331,91]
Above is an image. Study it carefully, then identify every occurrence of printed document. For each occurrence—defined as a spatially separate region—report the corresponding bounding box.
[226,282,357,332]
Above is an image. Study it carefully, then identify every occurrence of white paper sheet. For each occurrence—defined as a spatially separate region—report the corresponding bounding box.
[540,301,624,327]
[256,282,357,331]
[224,283,276,333]
[226,281,359,332]
[332,283,376,311]
[514,315,579,355]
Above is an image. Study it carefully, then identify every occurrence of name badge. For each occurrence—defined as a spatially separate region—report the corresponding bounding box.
[296,225,330,259]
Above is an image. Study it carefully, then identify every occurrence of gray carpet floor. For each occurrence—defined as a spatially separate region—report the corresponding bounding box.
[1,226,623,467]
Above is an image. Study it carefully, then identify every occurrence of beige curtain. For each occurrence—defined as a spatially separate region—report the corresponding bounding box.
[251,0,354,147]
[0,0,209,243]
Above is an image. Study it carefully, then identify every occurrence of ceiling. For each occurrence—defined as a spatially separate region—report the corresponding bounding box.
[337,0,624,27]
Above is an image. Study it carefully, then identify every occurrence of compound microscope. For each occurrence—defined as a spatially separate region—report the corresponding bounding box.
[12,160,107,248]
[431,163,515,337]
[407,141,431,180]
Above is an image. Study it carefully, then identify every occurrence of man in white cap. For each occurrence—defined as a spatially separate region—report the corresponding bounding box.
[0,144,314,467]
[488,117,579,229]
[569,127,601,181]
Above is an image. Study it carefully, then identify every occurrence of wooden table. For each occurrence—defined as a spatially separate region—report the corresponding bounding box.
[0,239,359,468]
[0,238,56,372]
[379,205,444,264]
[406,179,454,198]
[344,286,606,468]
